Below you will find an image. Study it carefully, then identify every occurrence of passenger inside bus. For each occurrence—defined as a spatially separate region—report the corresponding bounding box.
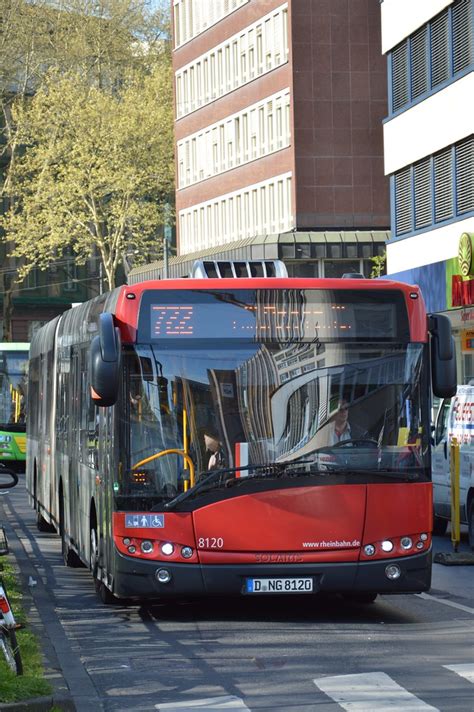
[203,426,226,471]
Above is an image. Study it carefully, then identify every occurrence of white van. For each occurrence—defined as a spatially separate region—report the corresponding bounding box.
[432,385,474,548]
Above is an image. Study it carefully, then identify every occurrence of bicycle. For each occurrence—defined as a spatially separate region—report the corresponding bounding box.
[0,464,23,675]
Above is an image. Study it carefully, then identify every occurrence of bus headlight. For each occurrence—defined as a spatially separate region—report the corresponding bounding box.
[141,540,154,554]
[364,544,376,556]
[381,540,394,552]
[420,533,428,541]
[161,542,174,556]
[127,545,136,554]
[400,537,413,550]
[385,564,401,580]
[181,546,193,559]
[156,569,171,583]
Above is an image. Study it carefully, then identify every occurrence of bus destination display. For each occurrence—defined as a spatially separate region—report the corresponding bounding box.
[148,290,407,342]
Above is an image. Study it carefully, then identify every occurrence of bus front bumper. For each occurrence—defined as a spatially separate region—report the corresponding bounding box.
[113,549,431,600]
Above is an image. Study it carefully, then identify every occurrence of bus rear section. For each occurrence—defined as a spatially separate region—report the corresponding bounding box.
[0,343,29,472]
[27,273,456,603]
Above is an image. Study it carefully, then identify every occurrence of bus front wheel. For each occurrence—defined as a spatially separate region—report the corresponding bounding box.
[342,592,378,604]
[432,515,448,536]
[90,524,116,605]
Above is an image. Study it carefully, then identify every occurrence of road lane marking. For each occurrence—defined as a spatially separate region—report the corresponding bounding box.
[313,671,439,710]
[443,664,474,684]
[416,592,474,615]
[156,696,250,710]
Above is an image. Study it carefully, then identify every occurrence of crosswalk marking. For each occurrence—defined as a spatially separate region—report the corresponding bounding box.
[313,671,439,711]
[156,665,474,711]
[156,696,250,710]
[443,664,474,684]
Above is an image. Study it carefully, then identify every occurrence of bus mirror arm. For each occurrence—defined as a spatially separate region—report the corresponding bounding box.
[90,313,121,407]
[428,314,457,399]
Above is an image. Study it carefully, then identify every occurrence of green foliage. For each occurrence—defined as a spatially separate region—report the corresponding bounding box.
[0,560,53,702]
[0,0,173,296]
[370,251,387,278]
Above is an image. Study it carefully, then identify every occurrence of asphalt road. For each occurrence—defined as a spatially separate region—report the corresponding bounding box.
[1,481,473,712]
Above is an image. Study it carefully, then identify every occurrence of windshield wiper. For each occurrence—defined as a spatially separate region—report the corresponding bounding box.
[164,460,313,511]
[312,466,420,480]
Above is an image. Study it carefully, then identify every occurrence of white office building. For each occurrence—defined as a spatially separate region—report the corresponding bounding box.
[381,0,474,381]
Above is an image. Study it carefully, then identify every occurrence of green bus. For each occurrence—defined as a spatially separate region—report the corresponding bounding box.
[0,343,29,472]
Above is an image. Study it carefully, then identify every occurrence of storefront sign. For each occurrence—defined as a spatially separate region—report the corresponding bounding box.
[461,329,474,350]
[452,274,474,307]
[458,232,474,277]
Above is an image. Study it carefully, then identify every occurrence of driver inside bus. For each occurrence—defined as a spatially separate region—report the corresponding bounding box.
[327,399,353,445]
[326,398,378,447]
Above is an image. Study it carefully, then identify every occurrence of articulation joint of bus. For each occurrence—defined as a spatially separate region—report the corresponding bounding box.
[27,261,457,603]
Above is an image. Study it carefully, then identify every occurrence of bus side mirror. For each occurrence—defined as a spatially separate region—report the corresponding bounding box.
[90,313,121,407]
[429,314,456,398]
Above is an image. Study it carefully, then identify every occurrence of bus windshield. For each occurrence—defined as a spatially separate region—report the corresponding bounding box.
[0,347,28,432]
[116,339,430,510]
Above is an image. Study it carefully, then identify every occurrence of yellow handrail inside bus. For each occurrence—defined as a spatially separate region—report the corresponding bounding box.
[183,408,188,470]
[131,449,195,490]
[9,385,21,423]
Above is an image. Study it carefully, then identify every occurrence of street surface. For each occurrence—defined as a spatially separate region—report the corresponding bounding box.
[1,481,473,712]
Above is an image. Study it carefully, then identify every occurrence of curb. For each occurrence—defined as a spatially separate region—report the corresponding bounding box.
[434,551,474,565]
[0,695,76,712]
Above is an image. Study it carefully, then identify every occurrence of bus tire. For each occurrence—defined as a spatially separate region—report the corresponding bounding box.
[97,581,117,605]
[36,510,54,533]
[34,472,54,532]
[90,525,99,578]
[468,501,474,551]
[90,525,117,605]
[59,490,82,568]
[432,515,448,536]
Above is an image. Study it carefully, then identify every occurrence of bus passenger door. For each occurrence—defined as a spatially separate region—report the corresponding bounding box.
[432,398,451,518]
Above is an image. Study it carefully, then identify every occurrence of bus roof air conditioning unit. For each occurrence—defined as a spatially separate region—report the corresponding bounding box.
[190,260,288,279]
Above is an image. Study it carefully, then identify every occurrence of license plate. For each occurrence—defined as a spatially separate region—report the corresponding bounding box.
[245,577,313,594]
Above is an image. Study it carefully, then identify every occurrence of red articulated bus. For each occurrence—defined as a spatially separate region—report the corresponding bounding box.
[26,260,456,604]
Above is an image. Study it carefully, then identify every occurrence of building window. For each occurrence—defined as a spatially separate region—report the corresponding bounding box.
[63,259,78,292]
[175,4,289,118]
[394,167,412,236]
[410,25,429,100]
[176,88,291,189]
[413,158,432,229]
[392,135,474,237]
[174,0,249,49]
[178,173,293,253]
[433,148,453,223]
[389,0,473,115]
[456,137,474,214]
[323,260,362,279]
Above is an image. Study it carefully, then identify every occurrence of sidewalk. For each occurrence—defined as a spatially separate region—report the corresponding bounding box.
[0,492,100,712]
[0,530,75,711]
